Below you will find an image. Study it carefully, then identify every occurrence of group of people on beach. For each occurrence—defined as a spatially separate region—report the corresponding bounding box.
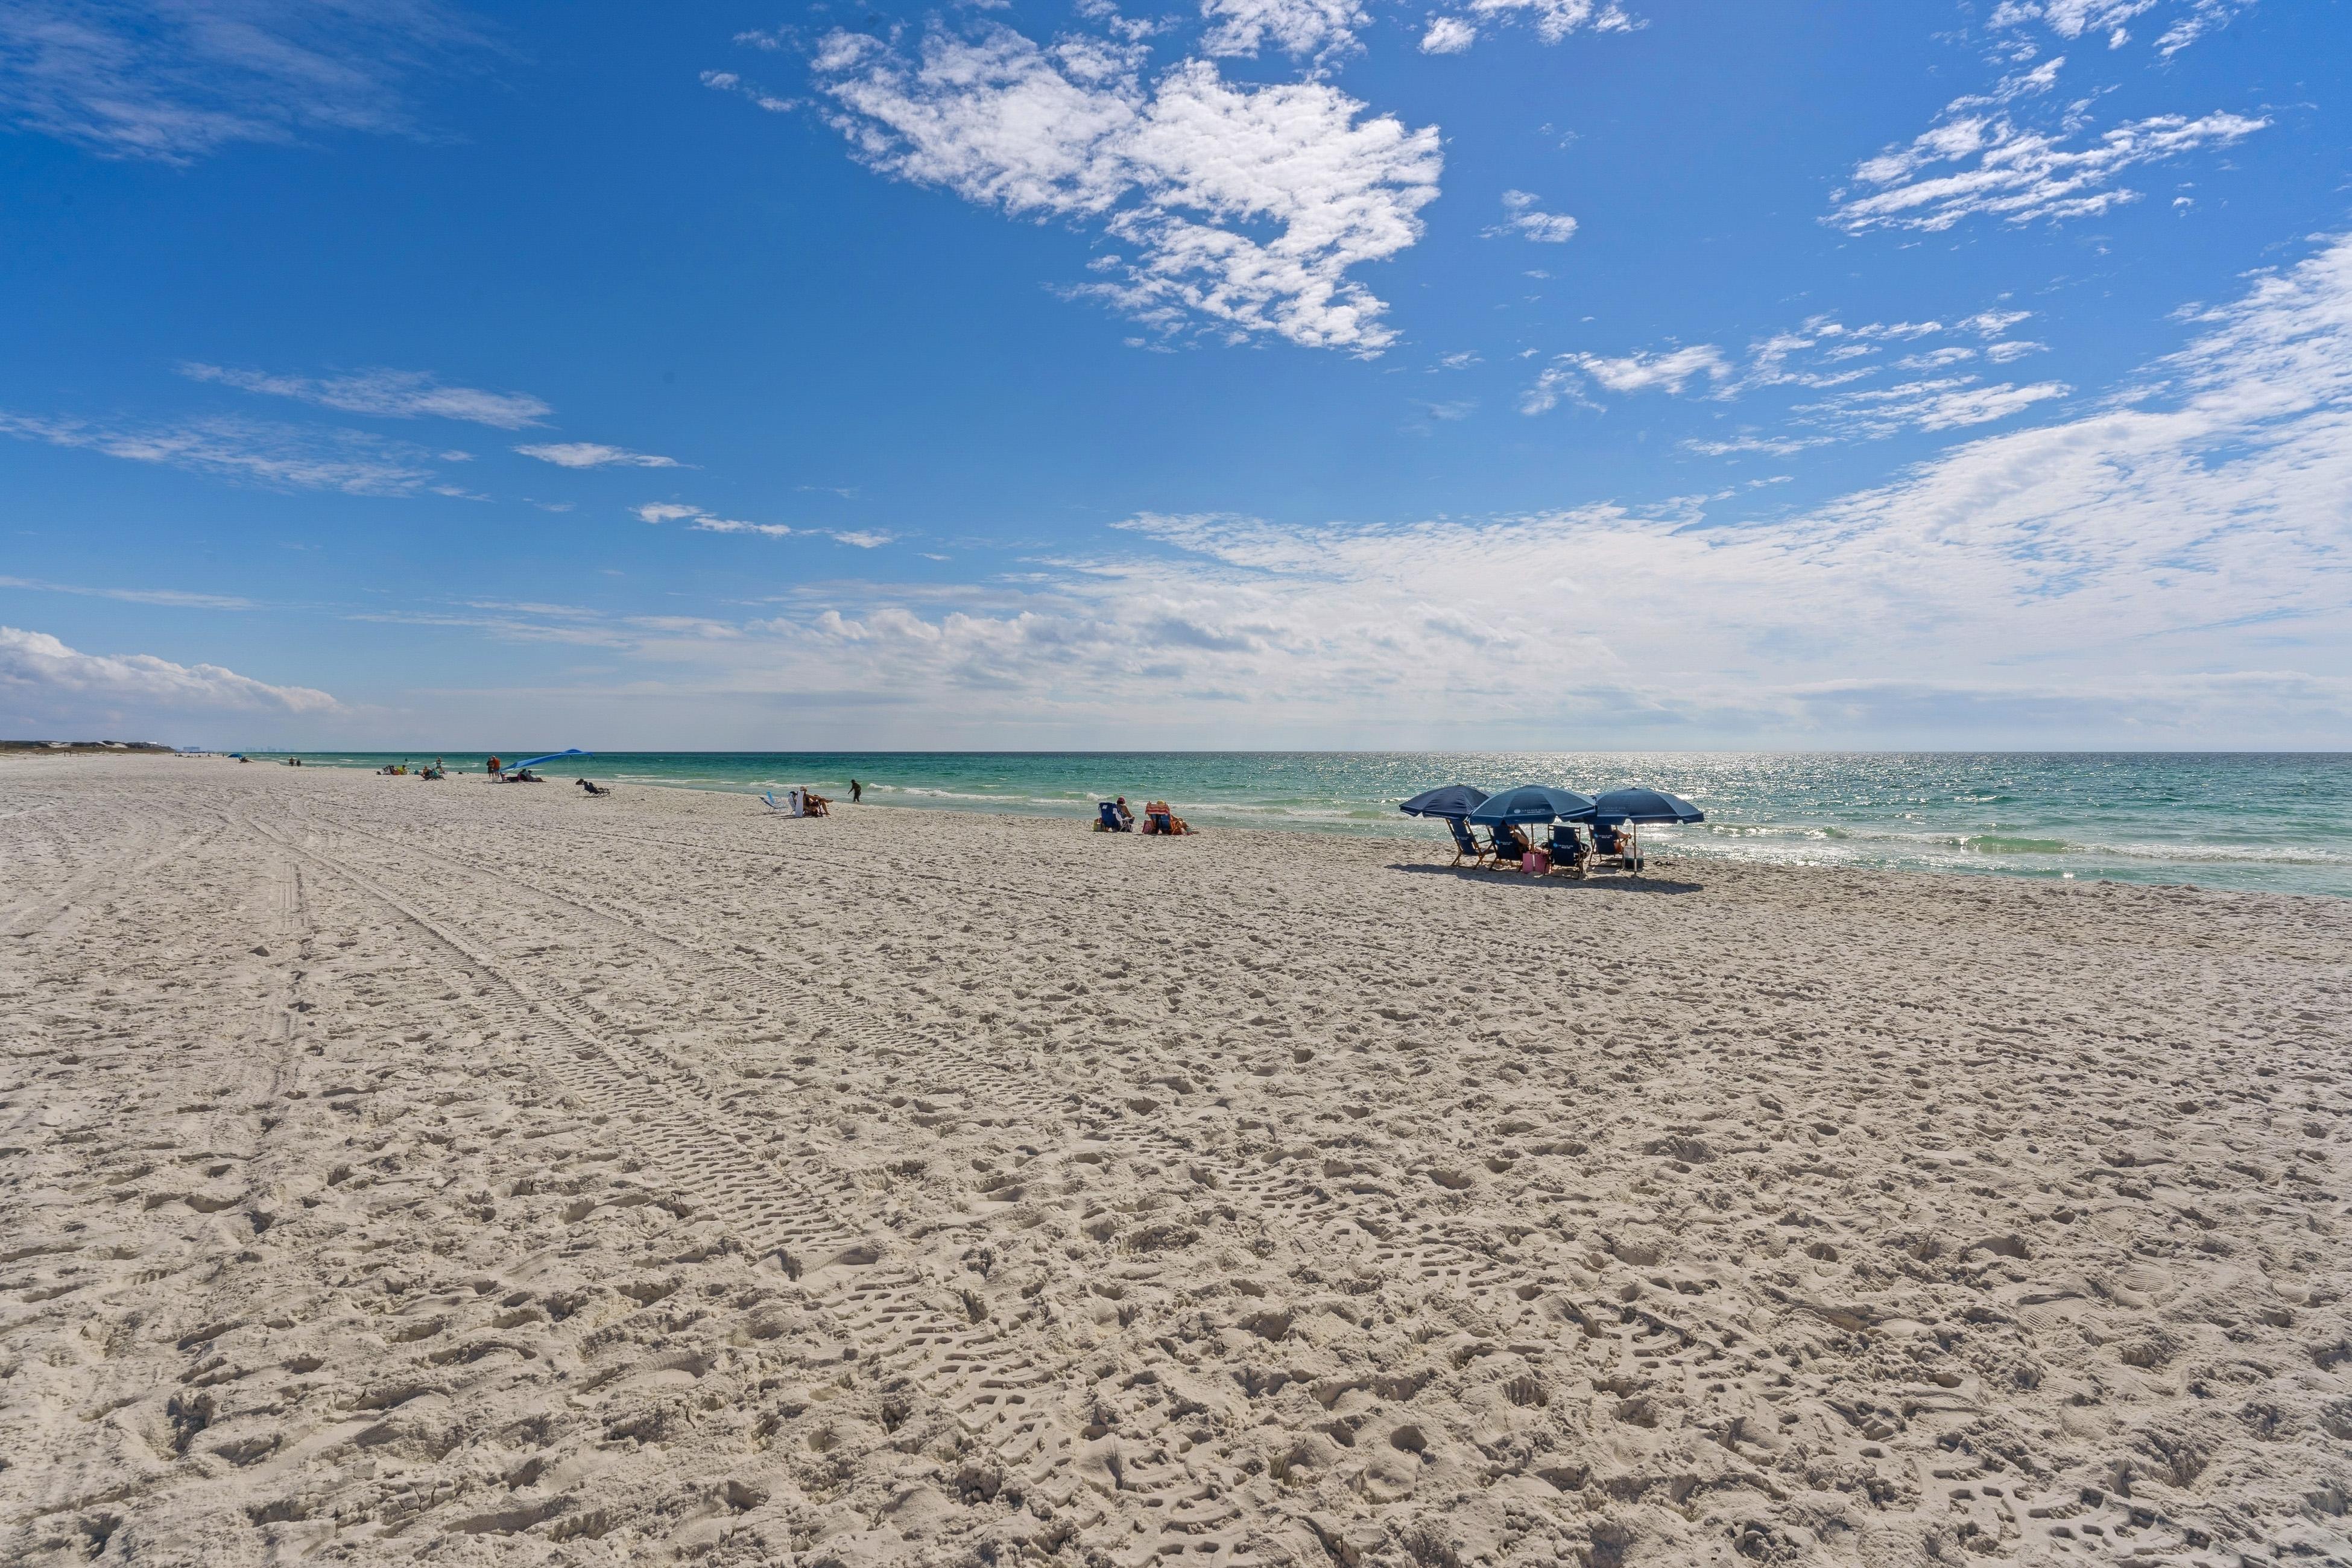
[1095,796,1193,835]
[1476,818,1640,874]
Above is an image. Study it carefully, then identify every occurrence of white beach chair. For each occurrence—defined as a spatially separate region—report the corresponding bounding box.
[762,789,805,817]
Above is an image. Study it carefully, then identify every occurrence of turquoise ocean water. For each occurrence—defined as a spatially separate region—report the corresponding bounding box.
[251,751,2352,899]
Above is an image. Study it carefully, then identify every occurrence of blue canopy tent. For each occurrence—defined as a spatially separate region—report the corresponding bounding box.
[1468,785,1598,826]
[1399,784,1490,819]
[1589,787,1704,824]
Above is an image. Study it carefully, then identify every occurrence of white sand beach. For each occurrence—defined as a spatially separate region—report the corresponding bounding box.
[4,754,2349,1567]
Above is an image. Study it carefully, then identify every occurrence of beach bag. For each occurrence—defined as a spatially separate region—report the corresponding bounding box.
[1524,849,1549,875]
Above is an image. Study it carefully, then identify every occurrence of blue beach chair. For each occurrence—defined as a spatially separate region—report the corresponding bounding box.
[1544,823,1589,876]
[1096,800,1128,832]
[1444,816,1489,867]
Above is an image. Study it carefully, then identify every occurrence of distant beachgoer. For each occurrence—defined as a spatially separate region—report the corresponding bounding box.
[1113,795,1134,830]
[804,789,832,817]
[850,779,862,803]
[487,755,502,778]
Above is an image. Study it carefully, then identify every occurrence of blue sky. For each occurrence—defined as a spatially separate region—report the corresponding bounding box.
[2,0,2347,749]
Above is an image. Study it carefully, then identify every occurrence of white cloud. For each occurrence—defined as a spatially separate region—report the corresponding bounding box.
[1485,189,1578,242]
[181,364,552,429]
[515,441,681,469]
[0,574,253,610]
[1418,16,1477,52]
[700,66,797,113]
[0,0,475,163]
[1531,344,1730,405]
[481,235,2351,747]
[1199,0,1367,62]
[0,625,337,715]
[1989,0,2255,55]
[1830,96,2268,233]
[691,517,795,539]
[633,501,880,543]
[0,411,446,495]
[1794,374,2072,437]
[808,25,1440,353]
[1531,308,2069,446]
[1462,0,1634,44]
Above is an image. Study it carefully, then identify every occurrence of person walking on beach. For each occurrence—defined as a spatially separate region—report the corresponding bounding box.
[850,778,862,803]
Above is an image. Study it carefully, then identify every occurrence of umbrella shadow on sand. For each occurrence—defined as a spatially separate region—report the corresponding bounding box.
[1385,863,1706,896]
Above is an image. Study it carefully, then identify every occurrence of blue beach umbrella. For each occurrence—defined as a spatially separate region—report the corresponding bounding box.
[512,748,592,770]
[1468,784,1598,826]
[1399,784,1490,818]
[1590,786,1704,824]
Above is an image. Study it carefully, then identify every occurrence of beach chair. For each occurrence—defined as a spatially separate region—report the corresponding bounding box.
[1489,823,1528,866]
[1145,808,1174,835]
[1096,800,1127,832]
[762,789,805,817]
[1444,816,1489,867]
[1590,823,1642,874]
[1544,823,1589,876]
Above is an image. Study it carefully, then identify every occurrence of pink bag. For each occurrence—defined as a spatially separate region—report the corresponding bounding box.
[1524,849,1549,875]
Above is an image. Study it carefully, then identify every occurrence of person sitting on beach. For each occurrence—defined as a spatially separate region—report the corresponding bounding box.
[803,789,832,817]
[510,767,543,783]
[1491,822,1530,863]
[1141,800,1192,835]
[576,777,609,795]
[1114,795,1135,830]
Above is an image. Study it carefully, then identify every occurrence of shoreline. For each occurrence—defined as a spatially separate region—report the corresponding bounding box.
[209,751,2352,905]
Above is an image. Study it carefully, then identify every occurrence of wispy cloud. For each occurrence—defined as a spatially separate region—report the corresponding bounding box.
[0,0,479,163]
[802,24,1440,353]
[1433,0,1634,52]
[698,68,798,114]
[1485,189,1578,242]
[181,363,552,429]
[0,574,255,610]
[1829,58,2266,233]
[632,501,888,548]
[0,625,337,713]
[515,441,681,469]
[0,411,448,495]
[1988,0,2256,56]
[1523,307,2069,445]
[1792,375,2072,438]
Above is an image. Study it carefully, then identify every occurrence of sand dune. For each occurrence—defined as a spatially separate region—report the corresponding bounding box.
[4,755,2348,1566]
